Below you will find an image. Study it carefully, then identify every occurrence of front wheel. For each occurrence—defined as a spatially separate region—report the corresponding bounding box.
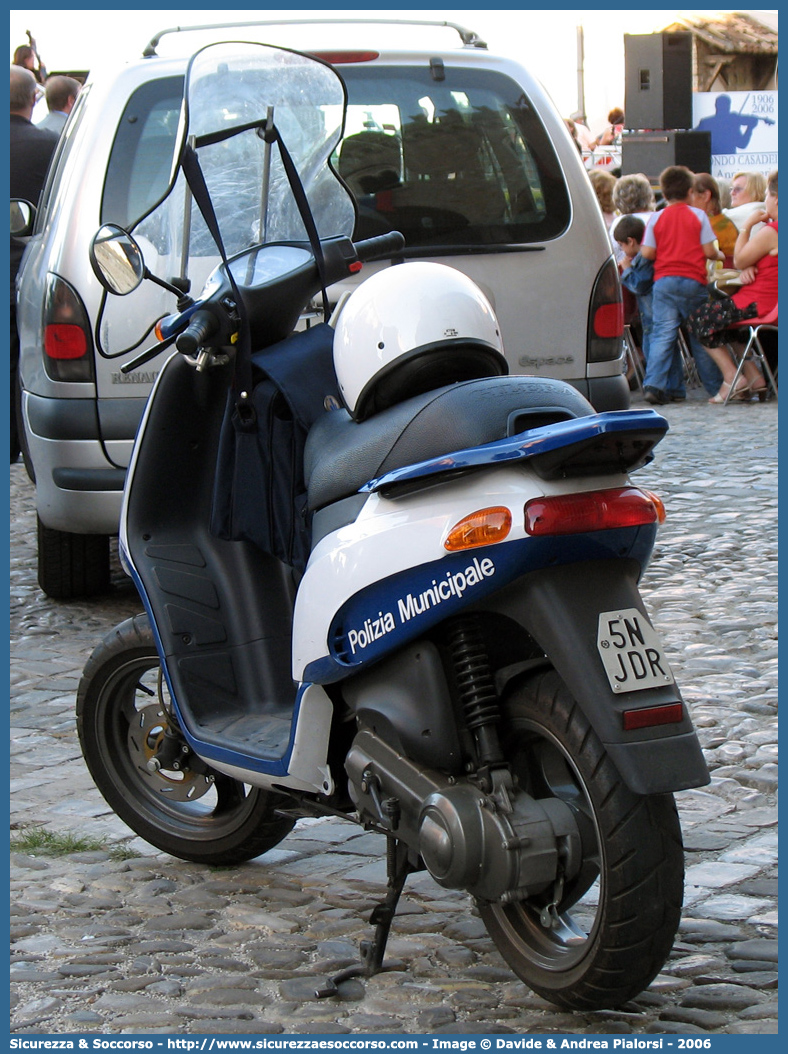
[76,614,295,864]
[478,668,684,1010]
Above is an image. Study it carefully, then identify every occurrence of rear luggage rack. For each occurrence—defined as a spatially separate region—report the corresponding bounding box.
[363,409,669,498]
[143,19,487,57]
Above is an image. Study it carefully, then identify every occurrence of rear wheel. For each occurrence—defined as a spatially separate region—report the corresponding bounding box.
[76,614,296,864]
[478,668,684,1010]
[37,516,111,599]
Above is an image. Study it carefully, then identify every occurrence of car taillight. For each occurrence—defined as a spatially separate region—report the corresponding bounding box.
[524,487,662,536]
[43,273,94,382]
[588,257,623,362]
[310,51,379,64]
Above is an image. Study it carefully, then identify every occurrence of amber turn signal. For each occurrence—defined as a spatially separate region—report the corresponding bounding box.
[638,488,667,524]
[444,507,512,552]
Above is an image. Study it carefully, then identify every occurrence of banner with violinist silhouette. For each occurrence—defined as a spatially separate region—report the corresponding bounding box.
[692,90,778,182]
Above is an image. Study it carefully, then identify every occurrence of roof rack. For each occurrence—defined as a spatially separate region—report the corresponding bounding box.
[143,18,487,57]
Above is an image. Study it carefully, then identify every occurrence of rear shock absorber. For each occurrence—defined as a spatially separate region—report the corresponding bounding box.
[447,614,504,771]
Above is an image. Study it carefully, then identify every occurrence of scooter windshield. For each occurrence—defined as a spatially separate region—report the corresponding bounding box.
[184,41,356,254]
[132,41,356,275]
[100,42,355,359]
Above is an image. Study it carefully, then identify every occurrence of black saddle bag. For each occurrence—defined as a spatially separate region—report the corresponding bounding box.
[210,323,339,571]
[180,122,339,571]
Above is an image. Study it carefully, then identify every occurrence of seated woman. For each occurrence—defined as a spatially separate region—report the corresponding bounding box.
[688,170,777,403]
[690,173,739,266]
[595,107,625,147]
[611,173,655,265]
[588,168,618,233]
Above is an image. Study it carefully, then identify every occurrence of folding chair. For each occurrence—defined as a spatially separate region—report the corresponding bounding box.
[621,287,646,393]
[623,325,644,392]
[677,326,702,389]
[723,302,778,405]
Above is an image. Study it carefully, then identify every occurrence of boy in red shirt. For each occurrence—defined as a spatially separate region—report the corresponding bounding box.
[639,166,724,404]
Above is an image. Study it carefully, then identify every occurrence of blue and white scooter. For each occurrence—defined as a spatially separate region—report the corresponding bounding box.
[77,40,709,1011]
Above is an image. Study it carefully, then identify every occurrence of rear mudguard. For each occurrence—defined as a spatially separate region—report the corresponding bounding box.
[484,558,710,795]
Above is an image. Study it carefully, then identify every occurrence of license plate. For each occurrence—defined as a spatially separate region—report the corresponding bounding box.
[597,609,674,693]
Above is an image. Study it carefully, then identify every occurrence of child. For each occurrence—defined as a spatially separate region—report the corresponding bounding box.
[613,215,685,398]
[638,166,725,404]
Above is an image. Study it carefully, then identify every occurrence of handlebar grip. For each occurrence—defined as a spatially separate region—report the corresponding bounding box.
[175,309,218,355]
[354,231,405,262]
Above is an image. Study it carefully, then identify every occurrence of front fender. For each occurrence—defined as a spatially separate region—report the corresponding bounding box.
[485,559,710,795]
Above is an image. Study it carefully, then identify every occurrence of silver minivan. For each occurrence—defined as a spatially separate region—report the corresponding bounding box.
[16,19,626,599]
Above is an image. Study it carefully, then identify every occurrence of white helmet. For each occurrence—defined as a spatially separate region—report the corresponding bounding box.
[333,261,507,421]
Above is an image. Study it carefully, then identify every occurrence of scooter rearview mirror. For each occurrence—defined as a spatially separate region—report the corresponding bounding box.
[89,224,146,296]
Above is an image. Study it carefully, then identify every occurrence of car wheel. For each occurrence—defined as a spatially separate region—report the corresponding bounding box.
[37,516,111,599]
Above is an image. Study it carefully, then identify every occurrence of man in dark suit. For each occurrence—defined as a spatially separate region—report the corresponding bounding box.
[10,64,58,463]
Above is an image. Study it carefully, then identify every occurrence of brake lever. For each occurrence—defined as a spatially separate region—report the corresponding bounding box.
[120,334,177,374]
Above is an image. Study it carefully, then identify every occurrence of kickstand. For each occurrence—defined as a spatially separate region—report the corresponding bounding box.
[315,825,412,998]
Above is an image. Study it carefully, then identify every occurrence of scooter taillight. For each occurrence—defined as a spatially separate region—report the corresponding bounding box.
[42,273,94,382]
[524,487,664,536]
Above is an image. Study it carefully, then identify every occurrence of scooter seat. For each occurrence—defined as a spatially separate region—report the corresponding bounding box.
[304,375,594,512]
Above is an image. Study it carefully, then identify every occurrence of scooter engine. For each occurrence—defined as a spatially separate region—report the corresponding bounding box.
[346,730,582,902]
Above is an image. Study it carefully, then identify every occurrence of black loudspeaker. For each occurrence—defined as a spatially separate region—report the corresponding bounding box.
[624,33,693,130]
[621,131,712,182]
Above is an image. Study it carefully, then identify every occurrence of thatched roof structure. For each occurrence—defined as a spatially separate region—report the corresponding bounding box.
[662,12,777,54]
[661,11,778,91]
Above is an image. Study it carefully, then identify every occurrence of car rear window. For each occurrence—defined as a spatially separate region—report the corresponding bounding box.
[333,64,570,250]
[101,76,184,229]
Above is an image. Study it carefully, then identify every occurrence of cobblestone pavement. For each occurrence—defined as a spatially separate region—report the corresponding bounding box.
[10,393,777,1036]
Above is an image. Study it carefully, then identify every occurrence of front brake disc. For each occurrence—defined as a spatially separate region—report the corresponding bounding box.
[127,702,213,802]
